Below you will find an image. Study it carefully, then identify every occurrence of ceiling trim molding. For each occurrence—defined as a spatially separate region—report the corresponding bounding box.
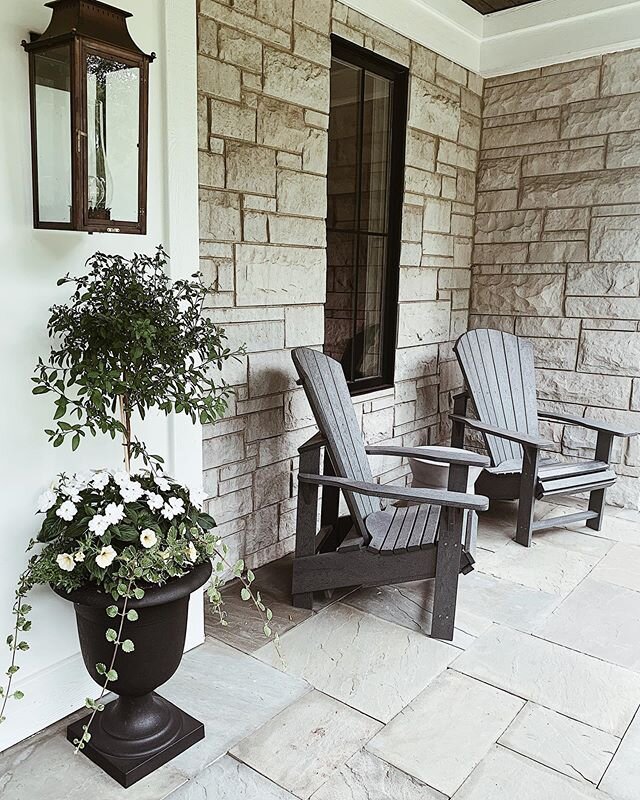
[339,0,640,77]
[482,0,640,75]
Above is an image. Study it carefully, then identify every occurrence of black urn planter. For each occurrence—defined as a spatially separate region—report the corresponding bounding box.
[53,559,212,788]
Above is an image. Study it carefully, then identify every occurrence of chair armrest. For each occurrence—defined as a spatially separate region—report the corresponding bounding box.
[366,444,490,468]
[538,411,640,438]
[298,473,489,512]
[450,415,553,450]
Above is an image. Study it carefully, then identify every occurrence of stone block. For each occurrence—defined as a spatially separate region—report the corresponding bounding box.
[472,274,564,316]
[209,98,256,141]
[402,205,423,243]
[248,349,299,397]
[218,26,263,72]
[200,0,290,47]
[537,369,631,410]
[277,170,327,218]
[198,151,225,189]
[409,77,460,140]
[590,216,640,262]
[515,317,580,339]
[521,169,640,209]
[522,146,605,177]
[578,330,640,377]
[208,486,253,524]
[544,208,590,231]
[423,232,453,257]
[529,337,578,370]
[459,112,481,150]
[477,157,520,191]
[602,49,640,97]
[243,211,269,242]
[198,56,241,102]
[606,131,640,169]
[438,140,477,171]
[405,167,441,197]
[246,406,285,443]
[302,127,328,173]
[256,0,293,28]
[284,304,325,347]
[484,67,600,117]
[473,243,529,264]
[397,301,451,348]
[244,503,279,554]
[566,296,640,320]
[482,119,559,150]
[263,49,329,112]
[398,268,438,302]
[294,0,332,33]
[236,244,326,306]
[257,96,307,151]
[411,43,436,82]
[405,128,438,171]
[475,211,543,243]
[203,431,246,469]
[528,241,587,262]
[423,198,452,233]
[476,190,519,213]
[567,263,640,296]
[227,142,276,195]
[294,23,330,68]
[395,343,439,381]
[284,388,314,431]
[200,189,242,241]
[269,214,326,246]
[198,16,218,58]
[362,407,394,444]
[456,169,476,204]
[562,94,640,138]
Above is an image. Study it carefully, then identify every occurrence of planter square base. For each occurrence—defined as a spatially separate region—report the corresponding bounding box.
[67,695,204,788]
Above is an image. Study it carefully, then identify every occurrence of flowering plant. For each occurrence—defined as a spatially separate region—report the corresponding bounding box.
[0,249,276,749]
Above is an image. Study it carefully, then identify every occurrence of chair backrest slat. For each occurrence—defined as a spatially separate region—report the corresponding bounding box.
[293,348,379,541]
[455,329,539,467]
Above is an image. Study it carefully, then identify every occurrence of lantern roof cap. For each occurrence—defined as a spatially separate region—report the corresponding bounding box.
[23,0,154,60]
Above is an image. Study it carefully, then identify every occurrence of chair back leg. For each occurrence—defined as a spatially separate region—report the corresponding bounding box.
[292,446,321,609]
[515,445,539,547]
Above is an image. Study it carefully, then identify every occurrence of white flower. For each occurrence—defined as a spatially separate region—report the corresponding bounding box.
[154,474,170,492]
[104,503,125,525]
[160,549,171,561]
[37,489,57,513]
[96,545,117,569]
[91,471,110,491]
[74,550,85,563]
[88,514,110,537]
[113,471,131,487]
[161,496,185,520]
[188,487,206,509]
[187,542,198,563]
[73,472,91,488]
[146,492,164,511]
[56,553,76,572]
[120,480,144,503]
[140,529,158,549]
[56,500,78,522]
[60,483,82,503]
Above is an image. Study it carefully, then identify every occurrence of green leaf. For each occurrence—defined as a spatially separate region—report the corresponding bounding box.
[105,628,117,643]
[71,433,81,451]
[126,610,139,622]
[96,663,107,675]
[13,691,24,700]
[263,624,272,637]
[32,386,49,395]
[106,605,119,618]
[106,669,118,682]
[134,588,145,600]
[121,639,135,653]
[266,608,273,622]
[240,588,251,601]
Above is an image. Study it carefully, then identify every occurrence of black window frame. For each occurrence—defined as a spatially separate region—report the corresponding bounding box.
[325,35,409,396]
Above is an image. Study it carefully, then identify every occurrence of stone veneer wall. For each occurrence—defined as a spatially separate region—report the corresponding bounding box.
[196,0,483,568]
[470,49,640,509]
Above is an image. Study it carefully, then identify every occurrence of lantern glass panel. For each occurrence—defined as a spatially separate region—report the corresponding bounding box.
[86,53,140,223]
[34,45,72,224]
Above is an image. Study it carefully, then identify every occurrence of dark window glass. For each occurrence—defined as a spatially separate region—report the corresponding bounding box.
[325,39,407,392]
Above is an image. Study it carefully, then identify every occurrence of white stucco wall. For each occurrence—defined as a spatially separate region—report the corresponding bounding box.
[0,0,200,751]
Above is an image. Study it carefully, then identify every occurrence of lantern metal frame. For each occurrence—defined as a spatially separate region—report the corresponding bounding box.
[22,0,155,234]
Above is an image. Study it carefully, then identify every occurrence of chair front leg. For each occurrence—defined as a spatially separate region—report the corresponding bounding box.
[451,392,468,449]
[587,431,614,531]
[292,446,321,610]
[515,445,540,547]
[432,505,464,641]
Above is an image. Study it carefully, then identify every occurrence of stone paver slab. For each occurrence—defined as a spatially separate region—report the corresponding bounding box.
[591,543,640,592]
[600,710,640,800]
[453,625,640,735]
[169,755,296,799]
[367,670,523,796]
[255,604,457,723]
[231,690,381,800]
[499,703,619,785]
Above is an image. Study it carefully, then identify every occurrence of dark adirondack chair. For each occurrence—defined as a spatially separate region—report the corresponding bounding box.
[291,347,490,641]
[452,328,639,547]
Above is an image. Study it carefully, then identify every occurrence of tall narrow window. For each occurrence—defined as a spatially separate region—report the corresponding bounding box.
[325,37,408,393]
